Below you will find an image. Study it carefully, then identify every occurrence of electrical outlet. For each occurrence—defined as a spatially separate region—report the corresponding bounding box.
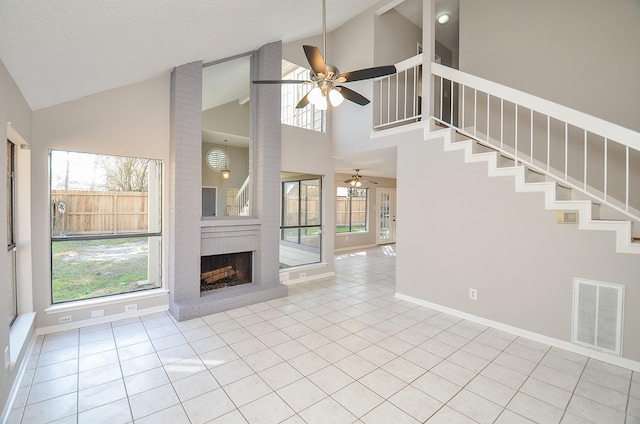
[299,272,306,279]
[59,315,72,324]
[469,288,478,301]
[125,304,138,313]
[91,309,104,318]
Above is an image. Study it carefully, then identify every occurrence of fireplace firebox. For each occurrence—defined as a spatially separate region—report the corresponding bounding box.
[200,251,253,292]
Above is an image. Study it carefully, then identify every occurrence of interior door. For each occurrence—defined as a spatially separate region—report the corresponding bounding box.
[376,188,396,244]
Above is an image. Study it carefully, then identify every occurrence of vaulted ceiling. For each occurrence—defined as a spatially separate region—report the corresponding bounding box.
[0,0,383,111]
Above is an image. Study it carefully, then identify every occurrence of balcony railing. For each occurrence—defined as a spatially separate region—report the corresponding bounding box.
[431,62,640,223]
[373,54,422,131]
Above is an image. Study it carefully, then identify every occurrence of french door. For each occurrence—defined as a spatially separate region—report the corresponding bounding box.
[376,188,396,244]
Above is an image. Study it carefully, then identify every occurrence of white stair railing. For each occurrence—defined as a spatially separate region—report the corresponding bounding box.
[373,54,423,131]
[228,176,251,216]
[431,62,640,223]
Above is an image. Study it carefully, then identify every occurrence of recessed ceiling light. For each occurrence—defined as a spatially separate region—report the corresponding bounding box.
[437,14,450,24]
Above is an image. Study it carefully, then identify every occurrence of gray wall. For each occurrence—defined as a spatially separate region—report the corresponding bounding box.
[374,9,422,66]
[32,76,171,326]
[202,101,250,138]
[0,59,33,420]
[396,136,640,361]
[459,0,640,132]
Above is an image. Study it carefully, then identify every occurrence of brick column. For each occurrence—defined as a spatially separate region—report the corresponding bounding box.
[252,42,283,288]
[168,61,203,315]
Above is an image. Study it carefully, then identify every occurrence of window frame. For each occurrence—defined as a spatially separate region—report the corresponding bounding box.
[280,176,322,269]
[7,140,17,327]
[49,149,163,304]
[336,186,368,233]
[280,61,325,133]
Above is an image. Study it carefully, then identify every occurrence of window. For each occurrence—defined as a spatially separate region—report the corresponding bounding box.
[336,186,368,233]
[281,60,325,132]
[7,140,17,327]
[50,150,162,304]
[206,148,229,172]
[280,175,322,268]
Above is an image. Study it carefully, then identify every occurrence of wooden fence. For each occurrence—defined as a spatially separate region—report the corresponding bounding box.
[51,190,148,236]
[336,198,367,228]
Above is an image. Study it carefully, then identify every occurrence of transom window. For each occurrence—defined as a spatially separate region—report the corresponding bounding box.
[50,150,162,303]
[336,186,368,233]
[281,60,325,132]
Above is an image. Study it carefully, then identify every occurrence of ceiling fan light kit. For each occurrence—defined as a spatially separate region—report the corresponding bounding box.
[344,169,377,187]
[253,0,397,110]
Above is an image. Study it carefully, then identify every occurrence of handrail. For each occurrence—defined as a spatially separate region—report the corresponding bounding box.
[431,63,640,152]
[431,63,640,223]
[376,53,423,79]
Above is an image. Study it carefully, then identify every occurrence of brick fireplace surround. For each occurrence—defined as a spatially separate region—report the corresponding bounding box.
[168,42,287,321]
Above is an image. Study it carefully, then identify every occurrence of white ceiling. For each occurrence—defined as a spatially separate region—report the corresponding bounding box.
[0,0,458,180]
[0,0,383,111]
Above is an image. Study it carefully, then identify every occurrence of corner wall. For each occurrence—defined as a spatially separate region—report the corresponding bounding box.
[0,59,34,420]
[396,135,640,362]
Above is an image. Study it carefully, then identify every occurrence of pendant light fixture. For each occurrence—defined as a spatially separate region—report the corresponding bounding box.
[221,140,231,180]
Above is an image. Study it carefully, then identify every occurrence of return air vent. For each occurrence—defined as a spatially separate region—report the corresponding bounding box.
[572,278,624,356]
[557,211,578,224]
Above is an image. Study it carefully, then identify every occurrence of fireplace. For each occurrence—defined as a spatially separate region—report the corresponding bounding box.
[201,251,253,292]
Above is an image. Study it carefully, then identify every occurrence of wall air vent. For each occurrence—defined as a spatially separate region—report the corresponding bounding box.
[557,211,578,224]
[572,278,624,356]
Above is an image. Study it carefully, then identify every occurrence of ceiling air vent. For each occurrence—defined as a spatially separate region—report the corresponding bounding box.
[572,278,624,356]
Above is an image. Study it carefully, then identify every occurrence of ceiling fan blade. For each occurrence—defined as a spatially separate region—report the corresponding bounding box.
[252,80,310,84]
[303,45,328,77]
[296,92,311,109]
[337,86,370,106]
[338,65,397,82]
[361,178,378,184]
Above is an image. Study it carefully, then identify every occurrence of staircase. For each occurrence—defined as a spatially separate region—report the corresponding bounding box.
[427,123,640,255]
[425,63,640,255]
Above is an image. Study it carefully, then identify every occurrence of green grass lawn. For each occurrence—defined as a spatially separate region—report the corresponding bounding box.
[52,238,152,303]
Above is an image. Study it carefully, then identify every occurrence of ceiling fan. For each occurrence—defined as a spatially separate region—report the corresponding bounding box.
[344,169,377,187]
[252,0,397,110]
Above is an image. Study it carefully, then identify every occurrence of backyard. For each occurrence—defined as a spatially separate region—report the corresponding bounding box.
[51,237,152,303]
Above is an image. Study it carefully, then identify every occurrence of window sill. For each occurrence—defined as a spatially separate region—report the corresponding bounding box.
[9,312,36,370]
[336,232,370,237]
[44,288,169,314]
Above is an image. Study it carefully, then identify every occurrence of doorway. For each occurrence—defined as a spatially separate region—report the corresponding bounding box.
[376,188,396,244]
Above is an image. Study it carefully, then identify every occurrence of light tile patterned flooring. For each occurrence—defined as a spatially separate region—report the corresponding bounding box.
[7,245,640,424]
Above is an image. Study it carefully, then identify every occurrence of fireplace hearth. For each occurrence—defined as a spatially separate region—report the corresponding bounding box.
[201,251,252,292]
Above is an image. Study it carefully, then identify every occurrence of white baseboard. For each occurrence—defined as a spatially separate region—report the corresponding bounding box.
[334,244,377,253]
[36,305,169,335]
[284,272,335,286]
[395,292,640,373]
[1,328,38,424]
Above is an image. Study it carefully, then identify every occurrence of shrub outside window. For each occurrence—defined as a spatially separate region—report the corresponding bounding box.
[336,186,367,233]
[50,150,162,303]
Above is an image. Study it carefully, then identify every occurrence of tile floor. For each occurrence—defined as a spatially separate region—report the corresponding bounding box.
[6,245,640,424]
